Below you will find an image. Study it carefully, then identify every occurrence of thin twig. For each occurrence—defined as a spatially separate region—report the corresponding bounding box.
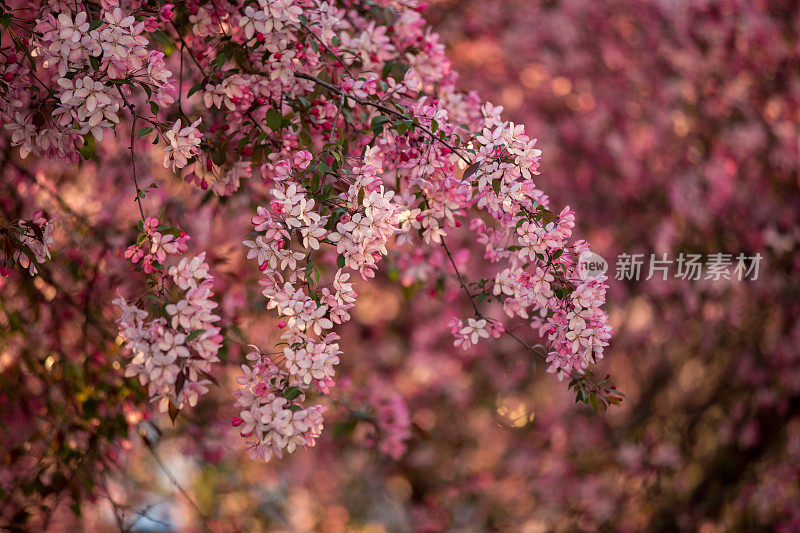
[146,444,211,532]
[294,72,471,165]
[440,238,481,317]
[116,86,146,222]
[328,93,346,144]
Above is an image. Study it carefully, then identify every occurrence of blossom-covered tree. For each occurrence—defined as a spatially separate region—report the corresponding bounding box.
[0,0,617,528]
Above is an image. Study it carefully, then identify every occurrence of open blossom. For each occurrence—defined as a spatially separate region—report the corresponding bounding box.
[163,119,202,171]
[168,252,211,290]
[55,76,120,141]
[451,317,498,350]
[203,76,249,110]
[461,318,490,345]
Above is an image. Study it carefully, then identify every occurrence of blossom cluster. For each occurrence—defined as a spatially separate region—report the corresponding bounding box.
[439,105,613,376]
[163,118,202,172]
[236,148,405,460]
[114,218,221,413]
[3,6,175,161]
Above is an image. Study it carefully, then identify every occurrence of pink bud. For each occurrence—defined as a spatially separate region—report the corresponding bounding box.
[159,4,175,21]
[231,417,243,427]
[143,17,159,33]
[277,320,286,329]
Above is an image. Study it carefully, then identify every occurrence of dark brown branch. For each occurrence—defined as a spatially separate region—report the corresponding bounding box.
[294,72,472,165]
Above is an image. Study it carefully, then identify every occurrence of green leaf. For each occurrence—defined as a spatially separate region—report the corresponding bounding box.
[107,78,134,87]
[199,370,219,387]
[491,179,502,195]
[336,254,345,269]
[137,126,153,138]
[265,108,283,131]
[381,60,410,80]
[332,419,358,438]
[462,162,481,181]
[78,133,95,160]
[370,115,391,135]
[186,329,205,341]
[394,119,414,136]
[149,30,172,47]
[283,387,301,400]
[187,82,203,98]
[589,393,600,413]
[175,371,186,395]
[139,81,152,99]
